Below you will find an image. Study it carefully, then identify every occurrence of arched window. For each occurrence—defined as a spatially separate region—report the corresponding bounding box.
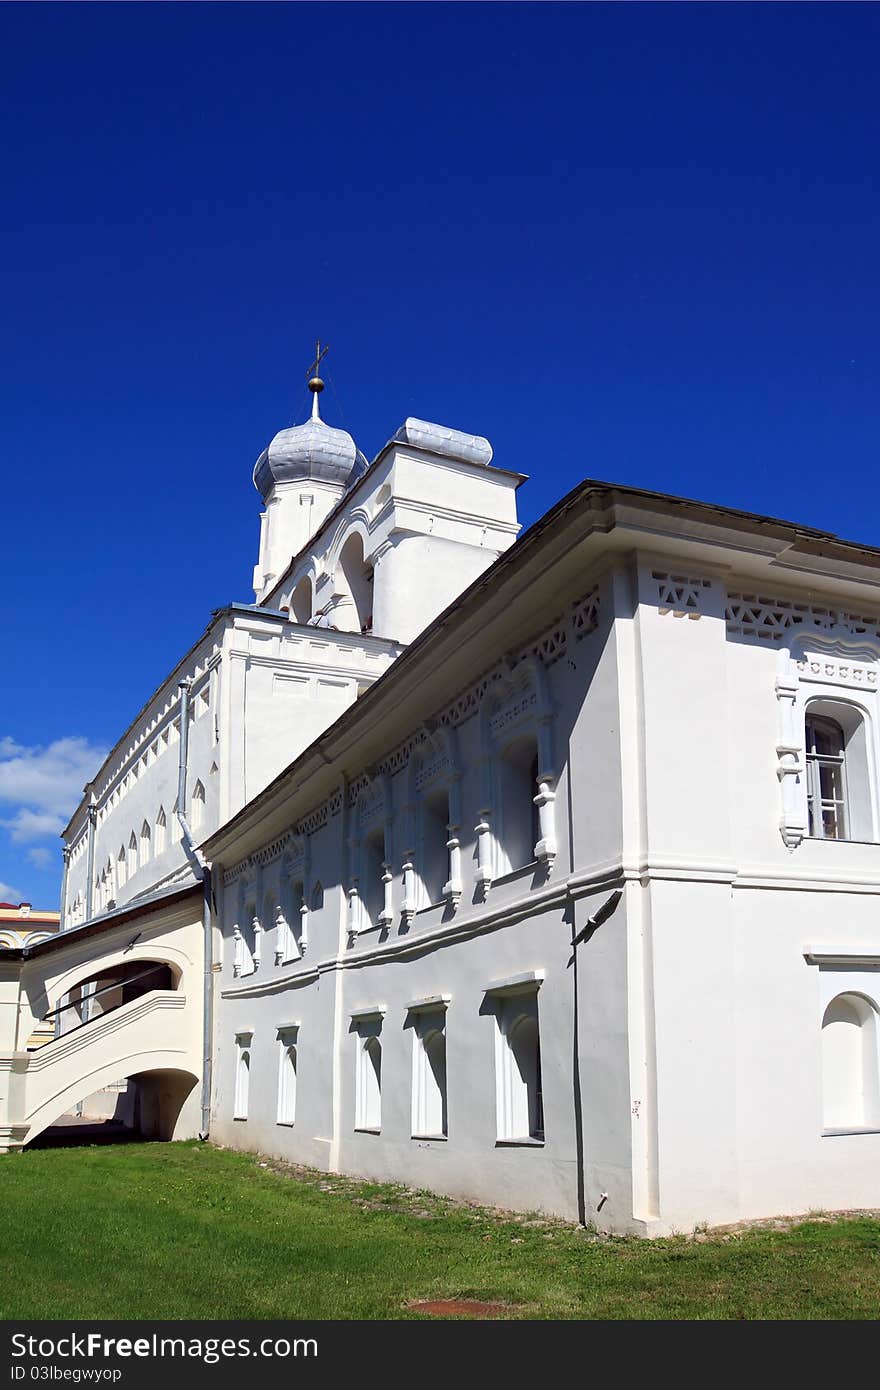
[509,1015,544,1140]
[191,780,205,831]
[805,703,874,842]
[493,989,544,1142]
[155,806,167,855]
[310,880,324,912]
[140,819,151,865]
[361,826,388,930]
[234,1036,251,1120]
[277,1027,298,1125]
[338,533,373,634]
[117,844,127,889]
[419,785,450,906]
[128,832,138,878]
[498,734,540,874]
[290,575,313,625]
[411,1011,448,1138]
[822,993,880,1132]
[356,1034,382,1130]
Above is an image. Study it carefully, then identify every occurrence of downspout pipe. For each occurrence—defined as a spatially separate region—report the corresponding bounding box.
[176,679,206,882]
[568,885,624,1227]
[175,678,214,1142]
[59,845,71,932]
[85,799,97,922]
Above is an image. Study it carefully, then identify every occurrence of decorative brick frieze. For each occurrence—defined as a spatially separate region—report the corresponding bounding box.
[653,571,712,619]
[726,592,880,645]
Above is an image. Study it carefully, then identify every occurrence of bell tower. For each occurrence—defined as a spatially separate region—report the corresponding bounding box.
[252,345,369,599]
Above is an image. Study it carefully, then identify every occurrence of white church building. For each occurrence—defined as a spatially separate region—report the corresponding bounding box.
[2,361,879,1236]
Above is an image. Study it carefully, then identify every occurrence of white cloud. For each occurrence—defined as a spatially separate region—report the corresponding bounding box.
[0,736,107,832]
[1,809,66,844]
[26,847,54,870]
[0,880,24,903]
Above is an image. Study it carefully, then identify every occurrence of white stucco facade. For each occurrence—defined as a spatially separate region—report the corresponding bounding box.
[204,482,880,1235]
[9,386,877,1234]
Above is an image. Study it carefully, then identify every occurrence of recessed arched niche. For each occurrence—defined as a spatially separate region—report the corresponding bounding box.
[821,992,880,1132]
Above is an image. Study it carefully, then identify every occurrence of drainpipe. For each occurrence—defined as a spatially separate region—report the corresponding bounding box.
[197,871,214,1142]
[59,845,71,932]
[175,678,214,1142]
[85,798,97,922]
[568,886,623,1227]
[176,679,205,881]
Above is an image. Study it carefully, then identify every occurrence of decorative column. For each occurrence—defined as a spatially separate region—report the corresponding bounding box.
[401,850,416,928]
[401,795,417,928]
[776,674,806,848]
[299,835,311,954]
[377,782,394,928]
[251,912,262,970]
[378,861,394,929]
[475,810,493,895]
[274,907,290,965]
[443,774,463,904]
[59,845,71,932]
[341,789,358,939]
[347,880,361,939]
[534,774,558,867]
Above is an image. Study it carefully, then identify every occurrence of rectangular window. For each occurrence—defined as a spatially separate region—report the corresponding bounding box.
[806,715,848,839]
[276,1026,298,1126]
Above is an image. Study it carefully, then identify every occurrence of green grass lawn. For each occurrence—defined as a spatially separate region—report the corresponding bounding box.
[0,1141,878,1319]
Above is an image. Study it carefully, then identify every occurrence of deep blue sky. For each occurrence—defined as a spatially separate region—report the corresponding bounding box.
[1,2,879,904]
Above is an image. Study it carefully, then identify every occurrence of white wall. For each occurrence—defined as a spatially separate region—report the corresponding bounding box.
[210,537,880,1234]
[63,611,401,926]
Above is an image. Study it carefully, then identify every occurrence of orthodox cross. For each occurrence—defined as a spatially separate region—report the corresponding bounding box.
[307,340,329,383]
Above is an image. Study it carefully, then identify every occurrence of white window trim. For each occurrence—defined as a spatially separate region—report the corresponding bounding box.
[775,634,880,849]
